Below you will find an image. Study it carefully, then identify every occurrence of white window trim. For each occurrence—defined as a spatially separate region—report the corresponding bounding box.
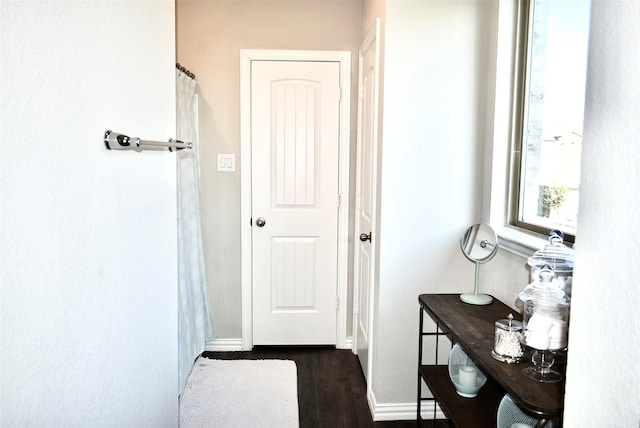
[485,0,549,258]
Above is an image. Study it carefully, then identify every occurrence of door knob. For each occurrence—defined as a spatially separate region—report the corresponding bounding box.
[255,217,266,227]
[359,232,371,242]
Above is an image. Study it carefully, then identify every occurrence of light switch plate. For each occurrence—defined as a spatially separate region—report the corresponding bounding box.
[217,154,235,172]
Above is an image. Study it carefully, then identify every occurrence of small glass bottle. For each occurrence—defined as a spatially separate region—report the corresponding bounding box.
[491,313,525,363]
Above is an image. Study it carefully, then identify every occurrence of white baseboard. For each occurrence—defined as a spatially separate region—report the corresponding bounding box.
[342,336,353,350]
[368,389,446,422]
[205,338,243,352]
[206,337,353,352]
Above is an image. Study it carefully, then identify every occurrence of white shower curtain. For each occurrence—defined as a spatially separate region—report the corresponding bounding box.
[176,69,214,395]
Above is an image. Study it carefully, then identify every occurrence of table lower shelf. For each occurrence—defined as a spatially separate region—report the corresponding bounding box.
[419,365,504,428]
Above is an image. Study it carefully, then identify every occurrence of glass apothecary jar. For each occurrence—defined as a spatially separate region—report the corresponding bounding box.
[519,267,570,382]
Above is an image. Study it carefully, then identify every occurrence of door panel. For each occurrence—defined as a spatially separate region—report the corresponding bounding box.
[251,61,340,345]
[355,27,379,379]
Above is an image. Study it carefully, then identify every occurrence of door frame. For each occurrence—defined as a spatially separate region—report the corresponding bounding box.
[240,49,351,350]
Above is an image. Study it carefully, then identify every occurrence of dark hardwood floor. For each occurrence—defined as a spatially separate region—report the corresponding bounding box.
[201,347,418,428]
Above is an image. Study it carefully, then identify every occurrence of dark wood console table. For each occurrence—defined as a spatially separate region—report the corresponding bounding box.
[417,294,565,427]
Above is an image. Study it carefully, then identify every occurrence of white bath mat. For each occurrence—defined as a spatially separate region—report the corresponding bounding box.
[179,358,299,428]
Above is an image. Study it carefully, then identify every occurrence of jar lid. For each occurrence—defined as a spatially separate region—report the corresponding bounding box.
[519,268,570,305]
[495,318,523,331]
[527,230,574,275]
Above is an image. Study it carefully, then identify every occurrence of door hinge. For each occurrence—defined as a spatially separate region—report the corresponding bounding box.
[337,194,341,207]
[358,86,363,100]
[336,297,339,310]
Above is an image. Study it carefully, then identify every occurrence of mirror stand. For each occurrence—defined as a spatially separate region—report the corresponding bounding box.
[460,260,493,305]
[459,223,498,306]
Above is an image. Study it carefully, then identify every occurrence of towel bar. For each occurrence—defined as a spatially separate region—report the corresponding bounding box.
[104,130,192,152]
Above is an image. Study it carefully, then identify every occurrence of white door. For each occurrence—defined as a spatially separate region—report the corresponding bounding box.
[354,22,380,379]
[251,60,341,345]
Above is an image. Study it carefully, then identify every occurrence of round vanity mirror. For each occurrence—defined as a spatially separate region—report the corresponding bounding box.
[460,223,499,305]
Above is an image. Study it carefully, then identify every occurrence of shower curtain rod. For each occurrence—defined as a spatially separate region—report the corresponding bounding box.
[176,63,196,80]
[104,130,192,152]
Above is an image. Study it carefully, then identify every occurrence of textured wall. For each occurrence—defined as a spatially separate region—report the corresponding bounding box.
[0,2,179,425]
[563,1,640,425]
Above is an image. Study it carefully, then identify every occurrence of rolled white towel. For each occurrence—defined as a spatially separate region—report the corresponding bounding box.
[525,330,551,350]
[526,312,553,333]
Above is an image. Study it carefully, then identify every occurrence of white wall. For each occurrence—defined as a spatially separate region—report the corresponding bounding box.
[563,1,640,425]
[371,0,494,406]
[0,2,179,426]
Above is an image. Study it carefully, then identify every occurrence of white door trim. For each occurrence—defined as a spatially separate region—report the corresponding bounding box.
[240,49,351,350]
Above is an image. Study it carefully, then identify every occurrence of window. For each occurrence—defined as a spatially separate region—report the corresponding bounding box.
[512,0,591,243]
